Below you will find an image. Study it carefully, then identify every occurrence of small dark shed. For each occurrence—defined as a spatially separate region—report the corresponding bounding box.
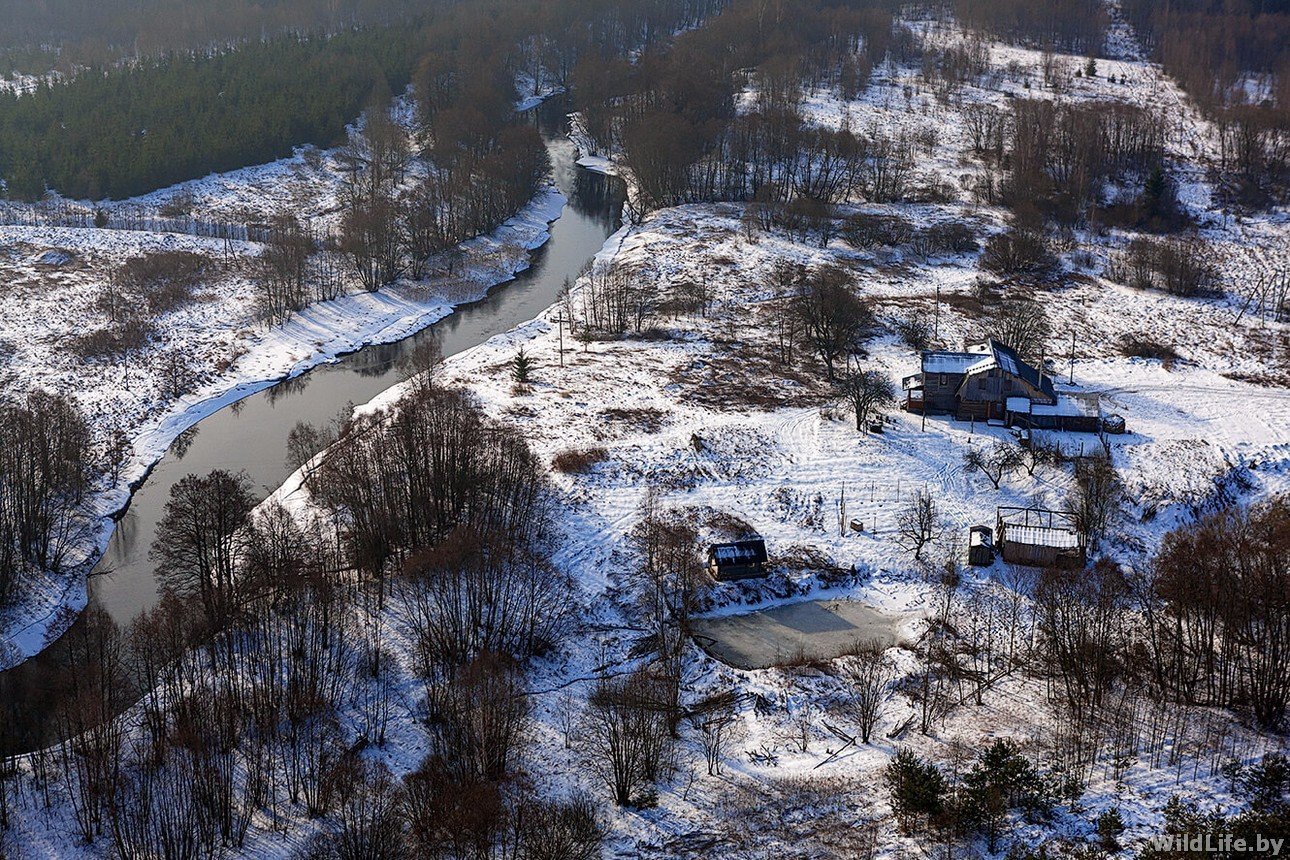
[707,539,769,581]
[968,525,994,566]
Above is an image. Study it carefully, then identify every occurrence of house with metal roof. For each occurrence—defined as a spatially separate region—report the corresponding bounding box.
[902,338,1057,421]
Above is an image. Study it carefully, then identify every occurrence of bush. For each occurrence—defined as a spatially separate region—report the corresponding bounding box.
[894,314,934,350]
[981,228,1058,279]
[116,251,211,315]
[1115,236,1220,297]
[70,316,154,359]
[1119,336,1182,368]
[840,212,913,249]
[551,447,609,474]
[927,221,980,254]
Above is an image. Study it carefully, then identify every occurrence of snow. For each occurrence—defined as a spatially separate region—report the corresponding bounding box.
[3,8,1289,858]
[0,186,567,669]
[0,80,581,667]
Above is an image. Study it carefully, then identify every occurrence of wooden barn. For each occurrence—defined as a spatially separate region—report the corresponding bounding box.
[1004,392,1103,434]
[707,539,769,581]
[995,507,1086,568]
[903,339,1057,421]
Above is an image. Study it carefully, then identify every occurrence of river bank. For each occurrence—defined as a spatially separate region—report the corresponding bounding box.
[0,99,623,670]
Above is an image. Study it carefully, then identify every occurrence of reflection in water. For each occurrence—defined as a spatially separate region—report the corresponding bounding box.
[348,341,404,378]
[171,425,199,459]
[264,372,310,405]
[73,95,622,630]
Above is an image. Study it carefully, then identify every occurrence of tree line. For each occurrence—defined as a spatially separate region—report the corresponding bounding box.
[0,394,92,612]
[0,0,428,72]
[573,0,902,220]
[1122,0,1289,207]
[0,0,725,200]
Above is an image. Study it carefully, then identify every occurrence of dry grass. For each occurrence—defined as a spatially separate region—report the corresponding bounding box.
[1119,335,1183,368]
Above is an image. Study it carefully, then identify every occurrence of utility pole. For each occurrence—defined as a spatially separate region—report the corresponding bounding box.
[1069,329,1076,384]
[934,285,940,339]
[553,315,568,367]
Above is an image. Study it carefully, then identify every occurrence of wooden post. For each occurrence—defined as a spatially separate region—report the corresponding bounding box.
[1069,329,1075,385]
[934,285,940,339]
[553,315,567,367]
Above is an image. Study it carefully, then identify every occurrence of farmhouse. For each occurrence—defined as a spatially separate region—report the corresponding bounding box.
[903,338,1055,420]
[903,338,1102,431]
[707,538,769,581]
[995,506,1087,569]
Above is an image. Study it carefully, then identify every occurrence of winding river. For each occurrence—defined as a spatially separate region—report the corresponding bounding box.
[0,97,625,746]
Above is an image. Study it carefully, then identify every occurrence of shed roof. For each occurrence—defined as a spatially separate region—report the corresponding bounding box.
[709,539,768,566]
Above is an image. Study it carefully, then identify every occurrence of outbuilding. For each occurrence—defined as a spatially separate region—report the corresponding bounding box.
[707,539,769,581]
[995,506,1086,568]
[968,525,995,566]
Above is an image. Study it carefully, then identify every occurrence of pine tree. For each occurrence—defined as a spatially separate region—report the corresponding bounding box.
[512,347,533,385]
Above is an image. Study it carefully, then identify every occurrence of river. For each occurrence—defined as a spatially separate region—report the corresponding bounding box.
[0,96,624,747]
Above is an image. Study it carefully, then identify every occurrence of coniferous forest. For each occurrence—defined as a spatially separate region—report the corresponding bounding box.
[0,31,419,200]
[0,0,724,201]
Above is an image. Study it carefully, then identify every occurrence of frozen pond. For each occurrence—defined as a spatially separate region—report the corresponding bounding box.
[691,599,917,670]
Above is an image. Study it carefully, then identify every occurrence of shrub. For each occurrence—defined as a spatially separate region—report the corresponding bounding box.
[894,314,933,350]
[70,316,153,359]
[1119,335,1182,368]
[981,228,1058,279]
[840,212,913,249]
[551,447,609,474]
[115,250,211,316]
[1116,236,1220,297]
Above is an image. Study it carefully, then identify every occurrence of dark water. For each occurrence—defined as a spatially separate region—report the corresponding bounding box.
[0,98,623,741]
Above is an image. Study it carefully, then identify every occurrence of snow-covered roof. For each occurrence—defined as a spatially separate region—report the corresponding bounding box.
[1031,393,1101,417]
[1006,393,1100,417]
[1005,525,1082,549]
[921,339,1055,400]
[921,352,985,374]
[709,539,768,566]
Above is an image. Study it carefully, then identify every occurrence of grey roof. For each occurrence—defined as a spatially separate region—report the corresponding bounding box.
[708,539,768,566]
[920,338,1055,400]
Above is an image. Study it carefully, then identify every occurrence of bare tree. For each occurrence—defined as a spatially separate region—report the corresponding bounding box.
[840,369,896,431]
[845,642,892,743]
[515,794,604,860]
[987,294,1050,362]
[0,393,91,607]
[963,441,1023,490]
[791,266,873,380]
[1065,454,1122,553]
[580,668,676,806]
[896,487,942,561]
[425,651,530,783]
[150,469,255,629]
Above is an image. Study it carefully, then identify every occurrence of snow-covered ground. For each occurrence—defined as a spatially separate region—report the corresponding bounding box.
[0,188,564,669]
[0,82,573,668]
[3,8,1288,858]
